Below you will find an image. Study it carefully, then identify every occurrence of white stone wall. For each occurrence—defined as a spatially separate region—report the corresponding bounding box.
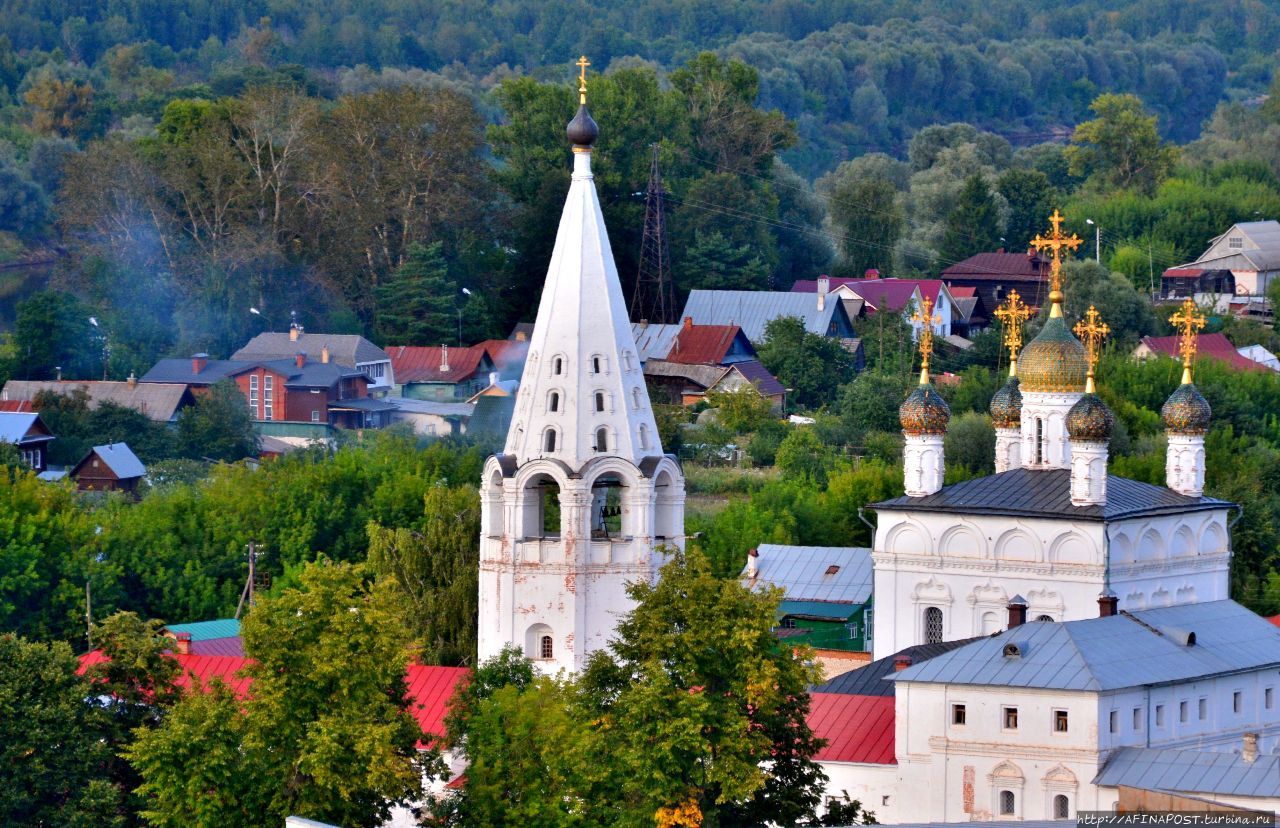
[817,762,900,823]
[1020,391,1082,469]
[1097,676,1280,755]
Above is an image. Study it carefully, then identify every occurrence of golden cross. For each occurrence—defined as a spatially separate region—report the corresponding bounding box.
[993,290,1034,374]
[1169,297,1206,384]
[910,295,941,383]
[576,55,590,104]
[1029,209,1083,299]
[1073,304,1110,393]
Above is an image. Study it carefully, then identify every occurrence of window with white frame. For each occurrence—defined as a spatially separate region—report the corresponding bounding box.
[311,410,320,423]
[1229,236,1243,249]
[952,704,966,725]
[924,606,943,644]
[1179,700,1188,723]
[1053,709,1069,733]
[1003,707,1018,730]
[263,374,274,420]
[1155,704,1165,727]
[1133,708,1142,730]
[1198,697,1207,720]
[249,374,259,416]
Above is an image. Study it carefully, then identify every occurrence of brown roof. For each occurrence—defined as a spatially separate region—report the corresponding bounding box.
[667,324,744,365]
[1138,333,1264,372]
[388,345,489,384]
[1,380,194,422]
[940,251,1048,281]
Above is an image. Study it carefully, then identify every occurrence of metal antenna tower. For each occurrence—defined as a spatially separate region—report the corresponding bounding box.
[630,144,676,324]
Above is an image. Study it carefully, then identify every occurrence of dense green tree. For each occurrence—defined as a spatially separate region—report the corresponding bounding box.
[704,385,774,434]
[836,372,912,440]
[14,290,96,380]
[944,411,996,476]
[937,173,1004,266]
[678,228,770,292]
[374,241,461,344]
[822,172,902,278]
[1058,259,1158,346]
[756,316,855,410]
[997,168,1056,250]
[1067,93,1178,194]
[177,380,258,462]
[776,427,831,486]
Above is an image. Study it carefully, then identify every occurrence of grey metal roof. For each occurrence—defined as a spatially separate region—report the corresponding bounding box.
[816,638,982,696]
[328,397,397,412]
[390,399,475,417]
[894,600,1280,691]
[88,443,146,479]
[748,544,873,604]
[1095,746,1280,799]
[680,290,849,343]
[2,380,193,422]
[141,358,246,385]
[725,360,785,396]
[872,468,1232,522]
[0,412,47,443]
[643,360,727,389]
[467,395,516,438]
[232,333,388,368]
[250,358,364,388]
[631,323,682,362]
[1187,220,1280,272]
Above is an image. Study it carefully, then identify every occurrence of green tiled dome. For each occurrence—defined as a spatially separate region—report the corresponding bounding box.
[1066,393,1113,442]
[1161,382,1211,435]
[989,376,1022,429]
[900,383,951,435]
[1019,316,1087,394]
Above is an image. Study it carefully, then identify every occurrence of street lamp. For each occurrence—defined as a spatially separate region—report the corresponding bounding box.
[88,317,107,380]
[457,287,473,346]
[1086,219,1100,263]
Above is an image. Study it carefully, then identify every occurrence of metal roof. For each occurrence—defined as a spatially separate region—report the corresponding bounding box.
[328,397,397,412]
[725,360,785,396]
[816,638,982,697]
[680,290,851,343]
[233,332,388,368]
[1095,746,1280,799]
[894,600,1280,691]
[390,398,475,417]
[2,380,193,422]
[643,360,728,389]
[388,345,490,384]
[631,323,682,362]
[84,443,146,479]
[666,324,749,365]
[807,693,896,764]
[940,251,1049,280]
[166,619,241,642]
[749,544,873,604]
[872,468,1232,522]
[1138,334,1264,373]
[0,411,49,444]
[467,395,516,438]
[778,600,859,621]
[141,358,247,385]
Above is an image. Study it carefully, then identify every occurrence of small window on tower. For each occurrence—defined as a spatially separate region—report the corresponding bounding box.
[549,391,560,412]
[595,427,608,453]
[553,357,564,375]
[638,424,649,450]
[544,429,557,453]
[595,391,605,412]
[540,635,553,659]
[632,387,643,409]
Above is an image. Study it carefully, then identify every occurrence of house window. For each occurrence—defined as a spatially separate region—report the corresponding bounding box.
[595,427,607,453]
[1109,710,1118,733]
[249,374,259,415]
[1003,707,1018,730]
[1233,691,1242,714]
[540,635,553,660]
[1179,701,1188,723]
[924,606,943,644]
[1054,794,1069,819]
[311,410,320,423]
[1053,709,1069,733]
[780,617,797,629]
[263,374,273,421]
[1266,688,1274,710]
[548,391,560,413]
[544,429,557,453]
[952,704,966,725]
[1198,698,1207,720]
[999,790,1015,816]
[1133,708,1142,730]
[1155,704,1165,727]
[1229,236,1243,249]
[595,391,605,412]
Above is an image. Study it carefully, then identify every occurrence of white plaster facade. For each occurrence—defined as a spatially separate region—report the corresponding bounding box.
[870,509,1231,658]
[1069,441,1107,506]
[476,127,686,675]
[903,434,945,497]
[1166,433,1206,498]
[1020,391,1080,470]
[994,427,1022,474]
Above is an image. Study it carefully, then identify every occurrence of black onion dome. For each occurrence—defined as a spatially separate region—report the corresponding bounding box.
[989,376,1022,429]
[1161,382,1211,434]
[567,103,598,149]
[1066,393,1114,442]
[900,383,951,435]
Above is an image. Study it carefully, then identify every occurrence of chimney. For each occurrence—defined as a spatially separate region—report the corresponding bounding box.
[172,632,192,655]
[640,318,649,328]
[440,344,450,372]
[817,275,830,311]
[290,326,299,342]
[192,353,208,374]
[1007,595,1028,629]
[745,547,759,579]
[127,372,137,389]
[289,312,303,341]
[1242,733,1259,764]
[515,330,528,342]
[1098,592,1119,617]
[893,655,913,672]
[321,344,330,364]
[295,352,306,368]
[489,371,499,387]
[683,316,693,330]
[997,247,1005,254]
[55,366,62,381]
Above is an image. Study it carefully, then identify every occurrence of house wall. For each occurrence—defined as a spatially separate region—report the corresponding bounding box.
[357,359,394,394]
[871,508,1232,658]
[1109,785,1280,815]
[818,762,899,823]
[235,368,290,422]
[1097,676,1280,756]
[402,382,463,402]
[391,410,464,437]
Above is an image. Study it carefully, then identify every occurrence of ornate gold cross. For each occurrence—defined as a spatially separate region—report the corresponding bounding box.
[1169,297,1207,384]
[1073,304,1109,393]
[911,295,941,383]
[993,289,1034,375]
[1030,209,1083,298]
[576,55,590,104]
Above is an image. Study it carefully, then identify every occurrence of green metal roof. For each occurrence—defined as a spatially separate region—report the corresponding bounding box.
[778,600,860,621]
[166,618,241,641]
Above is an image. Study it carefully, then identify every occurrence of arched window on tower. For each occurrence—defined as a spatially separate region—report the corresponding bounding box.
[1035,418,1044,465]
[521,475,561,539]
[591,473,626,538]
[1036,614,1055,623]
[924,606,943,644]
[553,356,564,376]
[595,427,608,453]
[632,387,642,409]
[544,428,558,453]
[638,424,649,450]
[526,623,554,660]
[548,391,560,413]
[595,391,606,412]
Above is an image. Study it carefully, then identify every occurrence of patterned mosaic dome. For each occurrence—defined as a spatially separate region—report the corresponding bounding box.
[900,383,951,435]
[1161,382,1211,434]
[1066,393,1114,442]
[1018,316,1088,394]
[989,376,1022,429]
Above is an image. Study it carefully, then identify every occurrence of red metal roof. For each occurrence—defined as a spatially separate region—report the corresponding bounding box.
[0,399,35,412]
[1267,614,1279,628]
[949,285,976,298]
[807,692,896,764]
[78,650,255,696]
[389,345,488,384]
[667,324,744,365]
[1162,269,1205,279]
[476,339,526,371]
[940,251,1047,280]
[1139,333,1263,372]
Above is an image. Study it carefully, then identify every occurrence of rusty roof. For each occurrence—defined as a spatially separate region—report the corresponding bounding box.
[389,345,491,384]
[2,380,194,422]
[666,324,748,365]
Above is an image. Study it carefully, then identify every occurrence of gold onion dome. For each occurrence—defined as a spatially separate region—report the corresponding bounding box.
[900,383,951,435]
[1018,315,1088,393]
[1066,392,1114,442]
[1162,382,1211,434]
[989,376,1022,429]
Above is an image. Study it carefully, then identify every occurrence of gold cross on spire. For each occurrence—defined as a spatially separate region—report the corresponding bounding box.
[1073,305,1110,394]
[993,290,1034,377]
[1030,209,1083,317]
[1169,297,1207,385]
[911,295,941,385]
[576,55,590,105]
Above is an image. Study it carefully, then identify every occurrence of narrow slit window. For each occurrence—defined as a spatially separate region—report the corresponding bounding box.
[549,391,560,413]
[595,427,607,453]
[544,429,557,453]
[595,391,605,412]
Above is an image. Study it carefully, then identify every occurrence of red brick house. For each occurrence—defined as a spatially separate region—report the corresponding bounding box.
[229,354,387,428]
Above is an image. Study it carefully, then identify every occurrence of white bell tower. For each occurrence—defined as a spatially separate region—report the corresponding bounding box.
[477,59,686,674]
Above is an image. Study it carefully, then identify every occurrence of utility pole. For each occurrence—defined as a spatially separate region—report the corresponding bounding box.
[630,144,677,325]
[85,581,92,650]
[235,542,258,620]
